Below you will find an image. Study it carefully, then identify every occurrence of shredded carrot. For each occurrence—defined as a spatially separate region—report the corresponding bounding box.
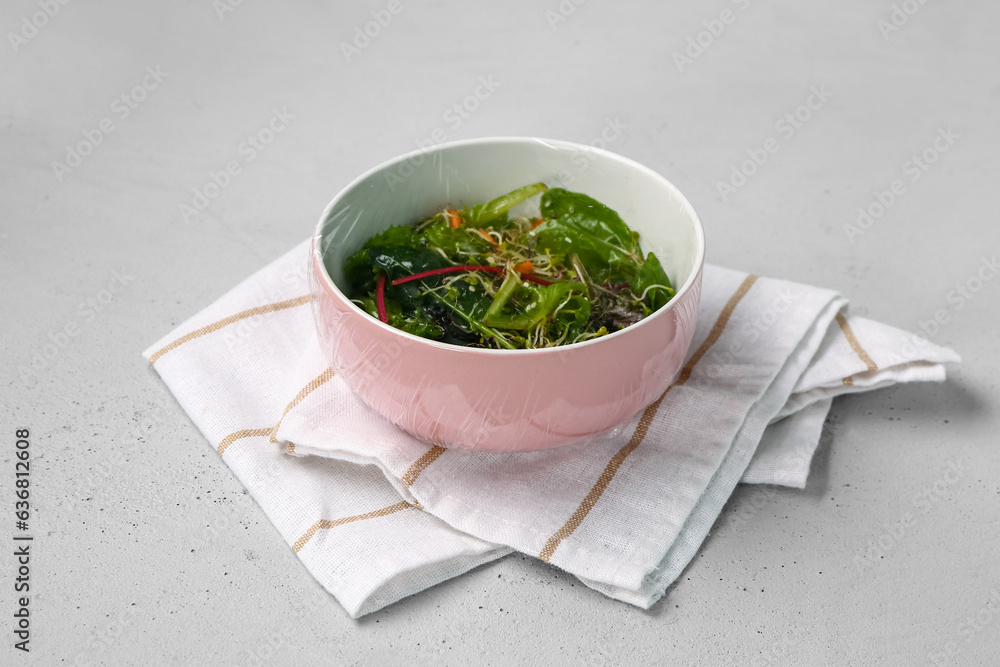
[531,217,545,229]
[514,261,533,275]
[446,210,461,229]
[476,228,499,246]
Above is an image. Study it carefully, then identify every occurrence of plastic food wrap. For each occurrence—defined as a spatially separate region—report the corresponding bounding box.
[311,137,705,452]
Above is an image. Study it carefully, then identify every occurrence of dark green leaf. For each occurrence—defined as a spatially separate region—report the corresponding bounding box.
[534,188,642,284]
[633,251,675,311]
[368,245,450,281]
[345,243,450,305]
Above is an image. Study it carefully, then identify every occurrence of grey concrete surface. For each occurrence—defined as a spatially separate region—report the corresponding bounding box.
[2,0,998,665]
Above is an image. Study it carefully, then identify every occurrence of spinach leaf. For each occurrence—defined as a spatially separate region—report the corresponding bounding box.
[633,251,675,311]
[534,188,642,284]
[344,226,428,293]
[344,243,449,301]
[369,245,449,281]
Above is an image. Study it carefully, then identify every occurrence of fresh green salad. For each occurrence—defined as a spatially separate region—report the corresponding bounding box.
[344,183,675,350]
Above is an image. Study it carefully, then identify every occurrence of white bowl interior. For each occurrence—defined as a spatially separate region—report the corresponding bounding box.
[317,137,703,304]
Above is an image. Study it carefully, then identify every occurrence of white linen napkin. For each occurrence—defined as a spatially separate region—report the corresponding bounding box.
[143,240,959,616]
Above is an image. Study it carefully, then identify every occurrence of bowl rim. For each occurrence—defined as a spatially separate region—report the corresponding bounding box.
[312,135,706,356]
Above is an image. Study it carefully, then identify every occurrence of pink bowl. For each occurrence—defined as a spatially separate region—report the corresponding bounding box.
[310,137,705,453]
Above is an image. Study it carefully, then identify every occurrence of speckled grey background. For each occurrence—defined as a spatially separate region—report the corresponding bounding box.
[2,0,998,664]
